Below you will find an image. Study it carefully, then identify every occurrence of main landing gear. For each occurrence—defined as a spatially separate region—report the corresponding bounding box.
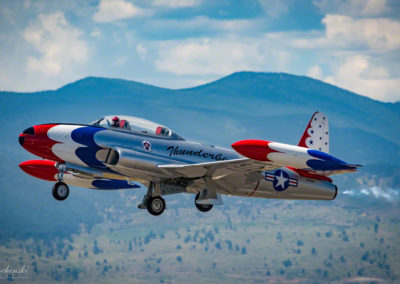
[146,196,166,216]
[52,164,69,201]
[195,192,213,212]
[138,182,216,216]
[138,182,166,216]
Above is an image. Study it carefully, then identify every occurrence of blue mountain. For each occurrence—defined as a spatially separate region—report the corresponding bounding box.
[0,71,399,239]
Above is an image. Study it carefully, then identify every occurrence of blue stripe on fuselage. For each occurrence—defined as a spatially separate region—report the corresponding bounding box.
[71,127,106,168]
[92,179,141,190]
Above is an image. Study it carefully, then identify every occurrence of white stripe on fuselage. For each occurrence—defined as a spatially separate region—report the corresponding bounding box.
[48,125,87,166]
[267,142,310,169]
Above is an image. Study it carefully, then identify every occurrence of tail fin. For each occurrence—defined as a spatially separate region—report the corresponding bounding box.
[298,111,329,153]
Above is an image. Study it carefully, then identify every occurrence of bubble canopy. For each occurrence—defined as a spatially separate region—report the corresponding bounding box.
[91,115,184,140]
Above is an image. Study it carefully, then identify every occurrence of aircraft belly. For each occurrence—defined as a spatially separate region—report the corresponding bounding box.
[61,174,142,190]
[107,166,169,182]
[213,172,261,196]
[253,178,336,200]
[62,174,97,189]
[214,168,336,200]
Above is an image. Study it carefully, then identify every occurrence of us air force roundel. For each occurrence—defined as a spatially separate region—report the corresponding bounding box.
[265,169,298,191]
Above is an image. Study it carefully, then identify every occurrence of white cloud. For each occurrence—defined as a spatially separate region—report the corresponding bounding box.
[93,0,144,23]
[288,13,400,101]
[293,15,400,51]
[136,44,147,61]
[152,0,200,8]
[313,0,389,17]
[324,55,400,102]
[24,12,88,76]
[307,65,323,80]
[324,15,400,50]
[154,39,266,75]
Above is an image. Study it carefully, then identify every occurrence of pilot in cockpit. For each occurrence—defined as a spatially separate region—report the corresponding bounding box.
[112,116,120,127]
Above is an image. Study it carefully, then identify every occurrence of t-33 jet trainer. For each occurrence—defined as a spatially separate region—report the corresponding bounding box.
[19,112,360,216]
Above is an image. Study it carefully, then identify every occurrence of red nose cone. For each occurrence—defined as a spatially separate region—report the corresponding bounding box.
[19,160,58,181]
[19,124,63,162]
[231,139,276,161]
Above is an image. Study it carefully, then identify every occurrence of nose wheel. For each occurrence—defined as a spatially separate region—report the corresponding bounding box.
[52,182,69,201]
[52,163,69,201]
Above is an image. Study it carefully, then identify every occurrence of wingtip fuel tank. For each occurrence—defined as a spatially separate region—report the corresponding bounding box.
[231,139,360,172]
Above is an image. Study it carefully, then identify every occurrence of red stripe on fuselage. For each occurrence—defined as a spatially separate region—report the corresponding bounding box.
[19,124,63,162]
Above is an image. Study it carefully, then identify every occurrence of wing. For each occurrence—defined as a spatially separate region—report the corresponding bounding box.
[158,157,358,182]
[158,158,279,179]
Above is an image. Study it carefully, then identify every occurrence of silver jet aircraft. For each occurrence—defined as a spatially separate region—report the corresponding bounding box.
[18,112,360,216]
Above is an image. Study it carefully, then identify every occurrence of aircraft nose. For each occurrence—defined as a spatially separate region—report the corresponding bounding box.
[19,126,35,147]
[18,124,63,162]
[19,135,25,146]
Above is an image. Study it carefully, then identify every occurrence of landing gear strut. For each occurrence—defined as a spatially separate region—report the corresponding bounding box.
[52,163,69,201]
[138,182,166,216]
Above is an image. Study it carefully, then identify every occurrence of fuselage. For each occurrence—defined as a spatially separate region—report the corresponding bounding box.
[18,121,339,200]
[19,123,239,182]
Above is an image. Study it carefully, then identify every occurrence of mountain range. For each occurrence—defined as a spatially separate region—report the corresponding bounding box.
[1,72,400,283]
[0,71,399,240]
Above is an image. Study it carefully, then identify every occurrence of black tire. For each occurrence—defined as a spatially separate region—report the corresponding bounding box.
[52,182,69,201]
[195,193,213,212]
[147,196,165,216]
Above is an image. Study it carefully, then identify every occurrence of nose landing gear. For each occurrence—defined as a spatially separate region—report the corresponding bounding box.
[52,163,69,201]
[52,182,69,201]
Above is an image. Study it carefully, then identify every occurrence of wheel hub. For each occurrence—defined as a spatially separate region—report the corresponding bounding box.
[151,199,163,212]
[57,185,68,197]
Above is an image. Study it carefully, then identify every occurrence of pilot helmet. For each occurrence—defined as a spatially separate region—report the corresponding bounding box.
[112,116,120,125]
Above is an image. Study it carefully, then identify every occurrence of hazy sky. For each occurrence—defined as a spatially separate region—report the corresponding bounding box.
[1,0,399,102]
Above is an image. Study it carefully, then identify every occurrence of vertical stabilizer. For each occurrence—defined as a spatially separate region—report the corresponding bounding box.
[298,111,329,153]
